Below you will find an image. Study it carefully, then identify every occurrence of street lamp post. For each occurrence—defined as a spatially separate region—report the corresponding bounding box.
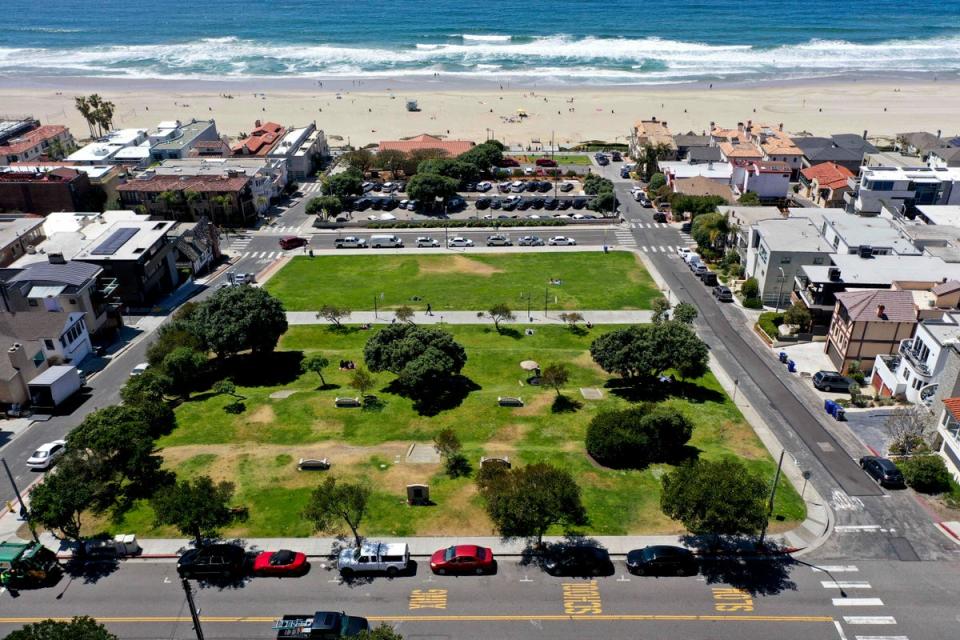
[775,267,786,313]
[758,449,785,548]
[1,457,27,520]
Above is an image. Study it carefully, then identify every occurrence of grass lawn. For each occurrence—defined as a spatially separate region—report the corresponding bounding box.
[264,252,659,312]
[507,154,592,166]
[102,324,804,539]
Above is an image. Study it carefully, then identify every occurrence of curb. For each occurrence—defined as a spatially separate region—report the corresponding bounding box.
[936,521,960,544]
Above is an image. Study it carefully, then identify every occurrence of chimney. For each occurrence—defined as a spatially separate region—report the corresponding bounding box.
[709,121,715,132]
[255,119,261,128]
[876,304,886,318]
[47,252,66,265]
[747,119,753,129]
[737,122,744,132]
[7,342,29,373]
[651,116,658,123]
[937,129,942,139]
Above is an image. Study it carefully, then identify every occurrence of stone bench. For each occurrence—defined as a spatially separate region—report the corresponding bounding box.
[498,396,524,407]
[335,397,361,408]
[298,458,330,471]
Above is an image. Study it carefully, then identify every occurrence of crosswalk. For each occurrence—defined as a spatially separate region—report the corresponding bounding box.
[636,245,686,254]
[629,221,670,229]
[223,234,252,254]
[236,251,282,261]
[614,230,636,246]
[299,182,324,194]
[812,564,907,640]
[259,225,304,234]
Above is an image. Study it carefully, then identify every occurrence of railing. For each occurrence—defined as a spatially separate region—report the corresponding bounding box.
[899,340,931,376]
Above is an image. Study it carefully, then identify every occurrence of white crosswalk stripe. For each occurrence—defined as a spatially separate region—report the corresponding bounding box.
[853,636,908,640]
[640,246,648,252]
[843,617,896,625]
[813,566,859,573]
[833,598,884,607]
[821,581,872,589]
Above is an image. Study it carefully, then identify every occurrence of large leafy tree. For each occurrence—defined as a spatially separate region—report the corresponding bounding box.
[120,371,176,435]
[478,462,587,545]
[301,354,330,387]
[322,169,364,199]
[363,324,467,396]
[403,148,448,175]
[27,455,100,541]
[302,477,370,548]
[341,149,374,173]
[589,322,708,381]
[690,211,730,252]
[417,158,480,185]
[151,476,244,547]
[375,149,408,175]
[457,142,503,175]
[483,303,514,333]
[306,195,343,218]
[146,317,205,367]
[406,173,459,207]
[660,459,768,536]
[586,405,693,469]
[192,286,288,358]
[160,347,207,399]
[4,616,117,640]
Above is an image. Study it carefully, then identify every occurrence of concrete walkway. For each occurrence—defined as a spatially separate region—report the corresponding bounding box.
[288,310,653,325]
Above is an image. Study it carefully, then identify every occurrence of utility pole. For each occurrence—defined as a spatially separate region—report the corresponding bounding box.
[373,294,378,319]
[758,449,785,548]
[181,578,205,640]
[1,457,27,519]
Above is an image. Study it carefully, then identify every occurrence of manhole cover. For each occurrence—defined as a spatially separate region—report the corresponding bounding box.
[580,388,603,400]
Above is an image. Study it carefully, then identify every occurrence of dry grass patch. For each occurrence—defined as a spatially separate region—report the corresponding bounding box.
[716,419,767,459]
[248,405,276,424]
[512,392,552,416]
[420,484,495,536]
[418,255,503,277]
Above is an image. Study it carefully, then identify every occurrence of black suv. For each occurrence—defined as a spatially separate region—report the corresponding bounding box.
[812,371,855,392]
[177,544,247,580]
[542,546,614,577]
[859,456,904,488]
[626,545,698,576]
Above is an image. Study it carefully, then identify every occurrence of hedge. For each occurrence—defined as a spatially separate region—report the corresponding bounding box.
[363,219,570,229]
[757,312,785,339]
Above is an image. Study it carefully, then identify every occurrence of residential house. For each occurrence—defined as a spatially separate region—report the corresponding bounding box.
[168,218,221,275]
[825,289,917,374]
[629,118,677,160]
[0,118,40,146]
[0,168,94,214]
[872,309,960,404]
[658,160,732,185]
[863,151,924,169]
[731,160,791,202]
[9,162,127,209]
[671,176,733,202]
[146,157,287,212]
[792,134,877,173]
[67,128,148,165]
[0,216,45,267]
[0,124,74,166]
[71,220,179,307]
[673,133,711,159]
[711,121,803,177]
[818,211,921,257]
[799,162,855,208]
[927,147,960,169]
[149,120,220,162]
[378,133,474,158]
[687,147,723,164]
[268,123,328,180]
[117,173,257,226]
[934,397,960,481]
[845,165,960,216]
[188,138,232,158]
[232,121,285,156]
[896,131,953,160]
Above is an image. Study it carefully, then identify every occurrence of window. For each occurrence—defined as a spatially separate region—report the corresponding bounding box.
[68,298,76,305]
[866,180,894,191]
[813,257,825,265]
[780,256,791,264]
[28,299,38,307]
[44,339,55,350]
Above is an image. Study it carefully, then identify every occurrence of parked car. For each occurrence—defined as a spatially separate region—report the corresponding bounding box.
[653,211,667,222]
[548,236,577,246]
[416,236,440,248]
[713,285,734,302]
[429,545,495,575]
[681,222,692,233]
[611,151,623,162]
[130,362,150,377]
[525,181,541,192]
[477,181,493,192]
[859,456,905,488]
[677,247,692,258]
[177,544,246,580]
[279,236,308,250]
[572,197,588,209]
[699,271,718,286]
[542,546,614,577]
[518,235,545,246]
[531,198,545,209]
[536,157,557,167]
[692,264,708,277]
[476,197,491,210]
[596,156,610,166]
[626,546,697,576]
[380,182,397,193]
[253,549,309,577]
[230,272,255,285]
[523,167,535,176]
[499,157,520,167]
[537,181,552,193]
[448,236,475,247]
[544,197,558,210]
[812,370,855,392]
[489,197,502,209]
[558,199,572,210]
[335,236,368,249]
[361,182,376,193]
[486,234,512,247]
[369,234,403,248]
[560,182,575,192]
[620,166,631,179]
[338,541,410,578]
[26,440,66,470]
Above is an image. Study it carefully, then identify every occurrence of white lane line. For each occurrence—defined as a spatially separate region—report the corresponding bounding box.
[835,621,849,640]
[813,566,859,573]
[853,636,908,640]
[641,246,648,252]
[844,617,897,625]
[835,525,882,532]
[822,581,872,589]
[659,245,667,252]
[833,598,884,606]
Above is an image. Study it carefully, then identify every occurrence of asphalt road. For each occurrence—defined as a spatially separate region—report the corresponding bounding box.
[2,555,952,640]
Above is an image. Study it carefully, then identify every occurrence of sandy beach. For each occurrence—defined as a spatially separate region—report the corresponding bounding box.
[4,77,960,149]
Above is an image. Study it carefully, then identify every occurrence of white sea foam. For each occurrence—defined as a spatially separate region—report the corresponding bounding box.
[459,34,513,42]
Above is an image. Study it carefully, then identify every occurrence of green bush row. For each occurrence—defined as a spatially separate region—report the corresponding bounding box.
[360,219,571,229]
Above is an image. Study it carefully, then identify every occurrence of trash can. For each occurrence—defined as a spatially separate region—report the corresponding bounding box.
[787,359,796,373]
[834,406,845,421]
[778,351,788,363]
[824,399,836,415]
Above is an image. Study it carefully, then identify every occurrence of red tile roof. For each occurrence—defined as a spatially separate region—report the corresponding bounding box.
[117,174,251,193]
[0,167,82,183]
[944,397,960,420]
[801,162,854,190]
[232,122,285,156]
[835,289,917,323]
[378,134,475,157]
[0,125,69,155]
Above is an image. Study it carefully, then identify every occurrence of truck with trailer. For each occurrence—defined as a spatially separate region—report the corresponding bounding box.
[272,611,369,639]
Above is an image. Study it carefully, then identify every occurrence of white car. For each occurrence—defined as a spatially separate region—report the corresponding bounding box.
[477,181,493,192]
[677,247,693,258]
[27,440,66,470]
[130,362,150,377]
[338,541,411,578]
[548,236,577,246]
[448,237,475,248]
[416,236,440,247]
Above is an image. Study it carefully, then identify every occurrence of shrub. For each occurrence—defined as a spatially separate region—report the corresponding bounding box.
[741,277,759,299]
[742,297,763,309]
[757,312,784,339]
[585,405,693,469]
[899,456,951,494]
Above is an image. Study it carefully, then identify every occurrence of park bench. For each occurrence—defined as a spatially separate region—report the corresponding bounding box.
[298,458,330,471]
[335,397,361,408]
[497,396,524,407]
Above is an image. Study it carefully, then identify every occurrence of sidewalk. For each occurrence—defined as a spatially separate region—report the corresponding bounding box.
[288,310,653,325]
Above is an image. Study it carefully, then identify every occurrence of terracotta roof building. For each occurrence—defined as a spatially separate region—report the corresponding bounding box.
[117,173,256,226]
[232,121,286,157]
[0,125,74,166]
[378,134,475,157]
[629,118,678,160]
[799,162,855,208]
[712,121,803,178]
[826,289,918,373]
[0,168,94,214]
[671,176,732,202]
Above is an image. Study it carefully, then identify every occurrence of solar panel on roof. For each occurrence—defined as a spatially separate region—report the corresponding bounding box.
[90,228,138,255]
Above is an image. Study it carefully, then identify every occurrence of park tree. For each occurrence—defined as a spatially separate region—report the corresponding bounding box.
[192,286,288,358]
[582,173,614,195]
[406,173,459,208]
[483,303,515,334]
[349,366,376,397]
[394,305,415,324]
[212,379,241,398]
[672,301,698,325]
[302,477,371,548]
[541,363,570,397]
[27,456,100,541]
[375,149,408,175]
[318,304,351,327]
[651,297,671,324]
[589,191,617,215]
[119,372,176,435]
[363,324,467,396]
[301,354,330,387]
[151,476,244,547]
[558,312,584,329]
[146,309,205,366]
[342,149,374,173]
[433,427,470,478]
[4,616,118,640]
[160,346,207,399]
[306,195,343,218]
[660,459,768,536]
[478,462,587,545]
[417,158,480,185]
[691,212,730,252]
[322,169,364,199]
[590,322,708,381]
[586,405,693,469]
[458,142,503,174]
[403,148,448,175]
[783,303,812,332]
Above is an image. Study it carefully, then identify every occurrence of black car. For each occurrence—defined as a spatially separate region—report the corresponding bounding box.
[501,200,518,211]
[544,197,558,210]
[447,196,466,211]
[713,285,734,302]
[620,167,631,179]
[611,151,623,162]
[489,198,502,209]
[572,197,588,210]
[812,370,855,392]
[558,199,572,210]
[465,182,477,192]
[859,456,904,488]
[370,198,384,211]
[526,181,541,192]
[537,181,552,193]
[543,546,614,577]
[381,198,398,211]
[517,199,533,210]
[531,198,545,209]
[626,546,697,576]
[476,197,491,210]
[177,544,246,580]
[681,222,692,233]
[653,212,668,223]
[699,271,718,286]
[353,198,371,212]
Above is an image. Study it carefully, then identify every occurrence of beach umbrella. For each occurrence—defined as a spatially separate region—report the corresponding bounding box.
[520,360,539,371]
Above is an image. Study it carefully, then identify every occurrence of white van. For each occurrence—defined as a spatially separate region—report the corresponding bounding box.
[369,234,404,248]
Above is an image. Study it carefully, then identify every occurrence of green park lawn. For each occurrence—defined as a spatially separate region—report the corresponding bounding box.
[507,154,593,165]
[264,252,659,312]
[105,324,805,539]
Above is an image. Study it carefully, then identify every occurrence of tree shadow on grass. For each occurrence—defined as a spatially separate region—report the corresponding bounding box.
[385,375,481,417]
[217,351,305,387]
[551,394,582,413]
[679,535,797,596]
[604,378,724,404]
[318,383,341,391]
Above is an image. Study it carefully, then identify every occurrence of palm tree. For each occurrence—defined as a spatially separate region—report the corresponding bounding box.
[74,96,94,138]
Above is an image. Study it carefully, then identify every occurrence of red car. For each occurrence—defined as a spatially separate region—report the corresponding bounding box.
[535,158,557,167]
[279,236,308,250]
[252,549,308,577]
[429,545,495,575]
[498,157,520,167]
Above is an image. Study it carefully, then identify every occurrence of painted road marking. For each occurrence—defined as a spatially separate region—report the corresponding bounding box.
[834,525,882,532]
[712,587,754,612]
[0,614,835,624]
[853,636,908,640]
[562,580,602,615]
[822,581,872,589]
[832,598,884,606]
[409,588,448,610]
[844,617,897,625]
[813,566,859,573]
[835,621,850,640]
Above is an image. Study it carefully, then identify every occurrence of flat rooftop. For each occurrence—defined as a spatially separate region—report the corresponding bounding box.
[861,165,960,182]
[152,120,214,151]
[8,163,115,180]
[915,205,960,226]
[73,220,175,262]
[820,211,921,254]
[756,215,830,253]
[268,127,309,157]
[0,216,44,247]
[659,160,732,180]
[803,253,960,285]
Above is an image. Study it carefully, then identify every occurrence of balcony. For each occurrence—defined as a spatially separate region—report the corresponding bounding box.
[899,339,931,376]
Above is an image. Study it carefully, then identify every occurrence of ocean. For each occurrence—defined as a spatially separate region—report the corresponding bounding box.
[2,0,959,85]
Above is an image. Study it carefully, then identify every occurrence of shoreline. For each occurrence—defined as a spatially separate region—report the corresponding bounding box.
[4,74,960,149]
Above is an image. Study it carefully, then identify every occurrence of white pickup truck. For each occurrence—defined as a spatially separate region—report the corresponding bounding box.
[337,541,410,578]
[334,236,367,249]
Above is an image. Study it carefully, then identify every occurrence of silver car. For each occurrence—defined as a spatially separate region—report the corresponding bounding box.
[548,236,577,246]
[27,440,66,470]
[416,236,440,247]
[448,237,475,248]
